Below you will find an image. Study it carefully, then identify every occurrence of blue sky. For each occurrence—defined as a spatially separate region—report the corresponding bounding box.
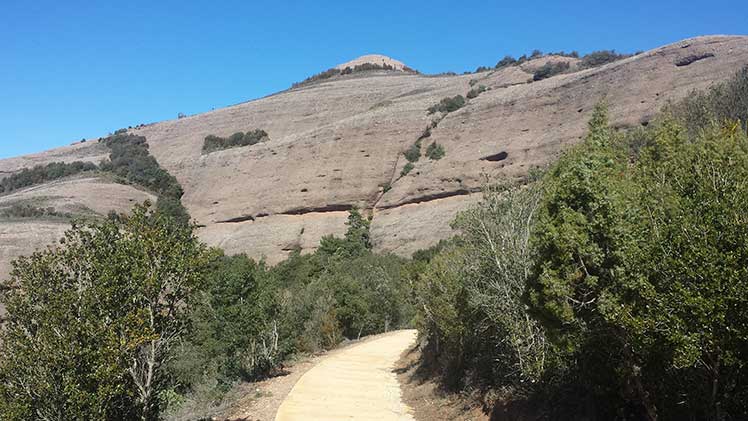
[1,0,746,159]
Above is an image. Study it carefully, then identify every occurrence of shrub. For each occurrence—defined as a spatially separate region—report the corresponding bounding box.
[0,161,97,194]
[202,129,269,154]
[400,162,414,177]
[528,100,748,419]
[579,50,630,68]
[292,68,341,88]
[293,63,408,88]
[0,204,70,219]
[532,61,570,81]
[425,142,445,160]
[404,141,421,162]
[666,65,748,136]
[100,132,190,224]
[100,133,183,198]
[466,85,486,99]
[427,95,465,114]
[415,185,551,391]
[495,55,517,69]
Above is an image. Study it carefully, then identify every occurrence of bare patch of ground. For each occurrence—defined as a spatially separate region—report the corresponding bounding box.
[395,344,489,421]
[220,355,321,421]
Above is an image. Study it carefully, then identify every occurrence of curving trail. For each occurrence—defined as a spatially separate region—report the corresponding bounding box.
[275,329,418,421]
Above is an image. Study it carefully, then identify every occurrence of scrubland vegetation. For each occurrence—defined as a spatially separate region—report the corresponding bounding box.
[0,206,415,420]
[0,132,189,227]
[0,161,97,194]
[0,65,745,420]
[292,63,415,88]
[202,129,268,154]
[427,95,465,114]
[0,204,71,219]
[413,66,748,420]
[533,61,571,81]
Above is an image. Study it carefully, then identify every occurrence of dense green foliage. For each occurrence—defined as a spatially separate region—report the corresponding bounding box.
[0,204,212,420]
[0,161,97,194]
[100,133,183,199]
[427,95,465,114]
[202,129,269,154]
[533,61,571,81]
[415,67,748,420]
[100,133,189,225]
[164,209,415,418]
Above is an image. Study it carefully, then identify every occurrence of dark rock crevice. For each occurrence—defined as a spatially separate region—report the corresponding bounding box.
[675,53,715,67]
[377,188,480,210]
[481,151,509,162]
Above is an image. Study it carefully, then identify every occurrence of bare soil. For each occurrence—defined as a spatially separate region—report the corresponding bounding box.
[395,344,489,421]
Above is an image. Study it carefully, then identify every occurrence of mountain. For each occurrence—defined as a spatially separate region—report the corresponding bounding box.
[1,35,747,283]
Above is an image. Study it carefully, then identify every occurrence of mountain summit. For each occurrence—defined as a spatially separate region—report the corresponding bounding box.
[335,54,409,71]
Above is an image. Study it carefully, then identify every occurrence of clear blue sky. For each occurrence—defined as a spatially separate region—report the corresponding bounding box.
[2,0,746,159]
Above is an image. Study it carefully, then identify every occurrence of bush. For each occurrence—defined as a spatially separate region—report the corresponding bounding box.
[532,61,570,81]
[425,142,445,160]
[293,63,410,88]
[292,68,341,88]
[0,203,212,420]
[579,50,630,68]
[666,65,748,136]
[100,132,189,224]
[427,95,466,114]
[0,204,70,219]
[404,141,421,162]
[495,56,517,69]
[0,161,97,194]
[415,186,552,391]
[466,85,486,99]
[400,162,414,177]
[528,100,748,419]
[202,129,269,154]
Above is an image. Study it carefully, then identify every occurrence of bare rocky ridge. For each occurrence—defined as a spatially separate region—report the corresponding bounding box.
[336,54,409,71]
[1,35,747,278]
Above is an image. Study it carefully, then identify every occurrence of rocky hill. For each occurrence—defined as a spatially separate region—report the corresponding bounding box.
[2,35,748,282]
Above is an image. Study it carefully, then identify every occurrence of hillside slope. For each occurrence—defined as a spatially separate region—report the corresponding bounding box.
[1,35,747,279]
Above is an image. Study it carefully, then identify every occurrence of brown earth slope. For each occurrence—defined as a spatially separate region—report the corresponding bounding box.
[1,35,747,279]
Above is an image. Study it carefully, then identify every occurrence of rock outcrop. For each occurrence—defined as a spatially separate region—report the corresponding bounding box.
[1,35,747,280]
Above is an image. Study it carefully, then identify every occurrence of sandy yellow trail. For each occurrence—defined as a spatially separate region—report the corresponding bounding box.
[274,329,418,421]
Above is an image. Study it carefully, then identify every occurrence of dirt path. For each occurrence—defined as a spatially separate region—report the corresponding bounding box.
[274,329,418,421]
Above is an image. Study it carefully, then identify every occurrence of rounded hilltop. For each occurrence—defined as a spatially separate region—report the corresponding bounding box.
[335,54,410,71]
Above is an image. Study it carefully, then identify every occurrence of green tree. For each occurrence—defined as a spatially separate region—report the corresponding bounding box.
[0,202,213,420]
[615,120,748,419]
[318,209,372,258]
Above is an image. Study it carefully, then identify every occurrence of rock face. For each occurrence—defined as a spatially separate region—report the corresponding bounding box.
[1,36,748,279]
[336,54,410,71]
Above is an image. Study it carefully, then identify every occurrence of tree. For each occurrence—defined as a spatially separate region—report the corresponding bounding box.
[616,120,748,419]
[318,209,372,258]
[526,102,649,418]
[0,202,213,420]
